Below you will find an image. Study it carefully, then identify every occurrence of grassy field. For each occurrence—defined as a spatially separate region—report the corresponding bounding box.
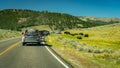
[22,25,50,31]
[0,29,21,41]
[1,24,119,68]
[68,23,120,49]
[46,23,120,68]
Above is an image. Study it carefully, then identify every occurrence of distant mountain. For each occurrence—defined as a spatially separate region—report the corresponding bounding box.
[0,9,110,31]
[79,16,120,25]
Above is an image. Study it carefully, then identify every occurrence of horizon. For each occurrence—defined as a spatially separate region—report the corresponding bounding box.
[0,0,120,18]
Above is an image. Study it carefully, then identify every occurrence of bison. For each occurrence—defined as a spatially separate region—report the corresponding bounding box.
[64,31,71,34]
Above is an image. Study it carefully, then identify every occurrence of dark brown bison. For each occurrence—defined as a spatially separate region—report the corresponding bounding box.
[77,36,82,39]
[64,31,70,34]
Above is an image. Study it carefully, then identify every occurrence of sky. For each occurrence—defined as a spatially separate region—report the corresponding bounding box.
[0,0,120,18]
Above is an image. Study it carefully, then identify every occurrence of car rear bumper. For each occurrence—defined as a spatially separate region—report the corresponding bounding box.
[22,36,45,45]
[22,36,39,42]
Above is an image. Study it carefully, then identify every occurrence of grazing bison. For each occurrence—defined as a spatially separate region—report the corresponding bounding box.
[84,34,89,37]
[70,33,78,36]
[79,33,84,35]
[70,34,75,36]
[64,31,70,34]
[74,33,78,35]
[77,36,82,39]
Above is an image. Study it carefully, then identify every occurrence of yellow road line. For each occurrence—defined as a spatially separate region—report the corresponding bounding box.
[0,41,21,56]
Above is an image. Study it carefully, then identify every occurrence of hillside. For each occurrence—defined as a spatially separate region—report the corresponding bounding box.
[0,29,21,40]
[79,16,120,25]
[0,9,101,31]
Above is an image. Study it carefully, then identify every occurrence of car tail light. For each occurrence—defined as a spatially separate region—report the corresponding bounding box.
[36,33,40,36]
[23,33,27,36]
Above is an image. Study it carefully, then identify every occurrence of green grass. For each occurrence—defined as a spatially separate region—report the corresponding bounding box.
[46,23,120,68]
[21,25,51,33]
[67,23,120,50]
[29,25,51,30]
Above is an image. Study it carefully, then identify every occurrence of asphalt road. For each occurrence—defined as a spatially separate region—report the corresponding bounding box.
[0,38,71,68]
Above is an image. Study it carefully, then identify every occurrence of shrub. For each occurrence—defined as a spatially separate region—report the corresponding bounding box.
[56,36,63,40]
[77,47,84,51]
[95,53,112,59]
[102,49,114,54]
[69,40,79,49]
[87,48,93,53]
[116,59,120,64]
[93,49,102,53]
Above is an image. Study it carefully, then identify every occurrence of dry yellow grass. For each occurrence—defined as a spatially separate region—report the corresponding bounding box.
[0,29,21,40]
[67,23,120,50]
[46,23,120,68]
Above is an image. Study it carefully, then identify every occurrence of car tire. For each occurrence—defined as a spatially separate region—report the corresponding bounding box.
[38,42,41,45]
[22,42,26,46]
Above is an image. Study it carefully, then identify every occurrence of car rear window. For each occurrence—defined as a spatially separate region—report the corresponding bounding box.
[25,29,38,36]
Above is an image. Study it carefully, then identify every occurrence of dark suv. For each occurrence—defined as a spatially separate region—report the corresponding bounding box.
[22,28,45,46]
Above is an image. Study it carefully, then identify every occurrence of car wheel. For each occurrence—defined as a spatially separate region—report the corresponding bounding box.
[38,42,41,45]
[22,42,26,46]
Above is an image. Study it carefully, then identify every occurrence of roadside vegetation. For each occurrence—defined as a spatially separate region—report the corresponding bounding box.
[0,29,21,41]
[28,25,50,30]
[46,23,120,68]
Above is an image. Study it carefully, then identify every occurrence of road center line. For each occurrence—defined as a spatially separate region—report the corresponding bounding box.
[0,41,21,56]
[45,46,69,68]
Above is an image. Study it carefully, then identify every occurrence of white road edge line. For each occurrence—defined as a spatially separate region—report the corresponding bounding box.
[45,46,69,68]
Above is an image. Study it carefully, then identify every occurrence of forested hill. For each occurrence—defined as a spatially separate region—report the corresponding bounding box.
[0,9,99,31]
[79,16,120,25]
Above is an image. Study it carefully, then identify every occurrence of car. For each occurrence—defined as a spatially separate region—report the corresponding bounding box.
[22,28,45,46]
[39,30,50,36]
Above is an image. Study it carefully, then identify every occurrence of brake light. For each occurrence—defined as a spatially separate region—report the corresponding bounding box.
[23,33,27,36]
[36,33,40,36]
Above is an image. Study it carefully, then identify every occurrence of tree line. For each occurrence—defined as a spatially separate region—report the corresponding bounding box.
[0,9,99,31]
